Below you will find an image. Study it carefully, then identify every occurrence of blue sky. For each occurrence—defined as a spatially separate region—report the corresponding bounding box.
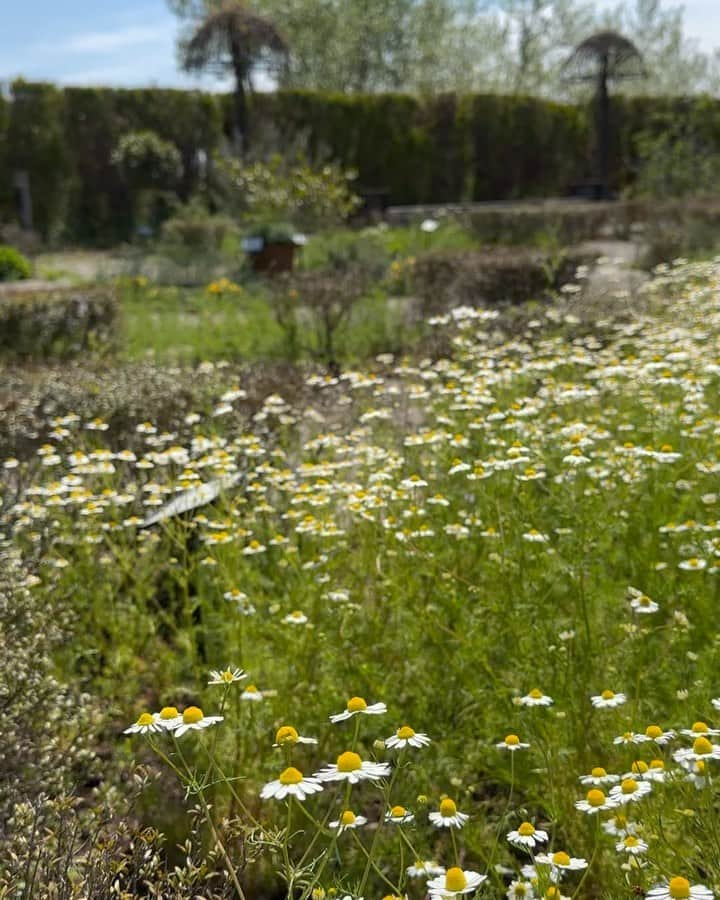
[2,1,719,89]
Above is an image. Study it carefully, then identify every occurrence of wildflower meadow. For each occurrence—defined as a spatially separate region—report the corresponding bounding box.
[3,256,720,899]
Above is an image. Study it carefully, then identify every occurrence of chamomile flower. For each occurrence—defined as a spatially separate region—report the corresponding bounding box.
[385,725,431,749]
[497,734,530,751]
[591,690,627,708]
[506,881,536,899]
[406,860,446,879]
[680,722,720,738]
[156,706,183,730]
[609,778,652,804]
[385,805,415,824]
[329,809,368,831]
[208,667,246,685]
[428,797,469,829]
[241,684,265,701]
[519,688,553,707]
[427,867,486,897]
[629,591,659,614]
[645,877,714,899]
[674,736,720,763]
[580,767,620,786]
[174,706,224,737]
[507,821,549,849]
[678,557,707,571]
[273,725,318,746]
[329,696,387,723]
[616,835,649,855]
[575,788,618,814]
[123,712,162,734]
[314,751,391,784]
[614,731,650,746]
[260,767,323,801]
[628,759,667,782]
[282,610,309,625]
[644,724,676,745]
[535,851,588,872]
[603,813,637,837]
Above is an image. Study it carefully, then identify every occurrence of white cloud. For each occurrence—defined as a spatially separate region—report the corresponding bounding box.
[64,25,171,54]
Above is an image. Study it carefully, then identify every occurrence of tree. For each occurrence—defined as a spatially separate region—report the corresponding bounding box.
[178,0,286,152]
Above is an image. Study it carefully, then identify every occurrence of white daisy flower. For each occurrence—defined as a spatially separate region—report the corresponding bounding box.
[629,591,659,614]
[406,860,446,879]
[428,798,469,829]
[609,778,652,805]
[273,725,318,747]
[616,835,648,855]
[329,696,387,723]
[427,867,486,897]
[385,725,431,750]
[260,767,323,801]
[497,733,530,751]
[518,688,553,707]
[208,667,246,685]
[314,751,391,784]
[156,705,183,730]
[241,684,265,701]
[123,711,162,735]
[680,722,720,738]
[614,731,650,746]
[674,736,720,763]
[506,821,549,849]
[575,788,618,814]
[282,610,309,625]
[645,877,714,899]
[591,690,627,708]
[174,706,224,737]
[535,851,587,872]
[579,767,620,786]
[385,805,415,824]
[329,809,368,831]
[644,724,676,745]
[507,879,536,899]
[602,813,637,837]
[678,558,707,571]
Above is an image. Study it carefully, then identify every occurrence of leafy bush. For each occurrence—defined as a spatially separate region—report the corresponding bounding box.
[111,130,183,190]
[160,200,239,254]
[0,244,31,281]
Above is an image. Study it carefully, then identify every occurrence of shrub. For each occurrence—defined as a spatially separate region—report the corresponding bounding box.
[160,200,239,254]
[0,244,31,281]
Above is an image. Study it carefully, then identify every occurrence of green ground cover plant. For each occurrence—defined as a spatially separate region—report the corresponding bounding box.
[2,257,720,898]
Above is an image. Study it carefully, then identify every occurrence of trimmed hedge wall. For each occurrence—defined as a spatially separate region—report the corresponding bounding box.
[1,81,719,244]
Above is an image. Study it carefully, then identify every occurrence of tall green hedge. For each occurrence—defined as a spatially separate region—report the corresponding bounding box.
[1,81,720,244]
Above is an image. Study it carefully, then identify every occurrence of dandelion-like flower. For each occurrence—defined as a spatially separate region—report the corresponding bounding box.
[645,877,714,899]
[329,809,367,831]
[314,751,391,784]
[428,797,469,829]
[329,696,387,723]
[174,707,224,737]
[260,767,323,801]
[385,725,431,750]
[427,867,486,897]
[507,821,549,850]
[208,667,246,685]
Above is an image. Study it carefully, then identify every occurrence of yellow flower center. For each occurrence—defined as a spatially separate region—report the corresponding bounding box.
[545,888,562,899]
[137,712,154,726]
[340,810,356,826]
[397,725,416,739]
[440,798,458,817]
[279,767,303,785]
[221,670,235,682]
[591,767,607,778]
[601,690,615,699]
[182,706,203,724]
[552,851,571,866]
[529,688,543,699]
[693,737,713,756]
[347,696,368,712]
[276,725,299,745]
[692,722,708,733]
[631,761,649,774]
[390,806,406,817]
[622,731,634,740]
[245,684,258,693]
[587,789,606,807]
[445,868,467,891]
[668,877,691,899]
[337,751,362,772]
[159,706,179,719]
[621,779,638,794]
[624,836,639,847]
[505,734,520,746]
[645,725,663,739]
[518,822,536,836]
[650,759,665,769]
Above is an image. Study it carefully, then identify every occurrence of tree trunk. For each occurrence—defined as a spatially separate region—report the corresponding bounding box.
[229,31,249,155]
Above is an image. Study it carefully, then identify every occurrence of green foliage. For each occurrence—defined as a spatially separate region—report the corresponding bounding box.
[112,130,183,190]
[215,152,360,230]
[160,200,239,254]
[0,244,32,281]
